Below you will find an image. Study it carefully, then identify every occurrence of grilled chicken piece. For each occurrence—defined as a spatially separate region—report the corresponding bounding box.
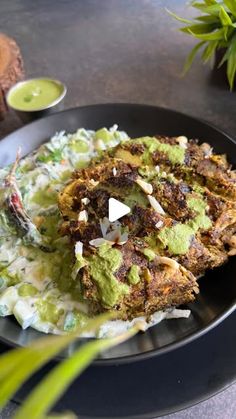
[155,137,236,201]
[59,159,233,273]
[113,136,236,200]
[58,158,138,220]
[80,240,198,319]
[151,177,236,248]
[58,134,236,319]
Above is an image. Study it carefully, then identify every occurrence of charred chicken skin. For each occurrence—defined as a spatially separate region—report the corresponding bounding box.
[58,135,236,319]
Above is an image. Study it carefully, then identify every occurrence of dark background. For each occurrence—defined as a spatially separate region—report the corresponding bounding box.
[0,0,235,418]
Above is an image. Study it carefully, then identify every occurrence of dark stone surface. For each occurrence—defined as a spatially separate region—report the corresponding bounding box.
[1,0,236,140]
[0,0,235,418]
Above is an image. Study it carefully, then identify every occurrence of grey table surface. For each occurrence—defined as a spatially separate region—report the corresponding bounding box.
[0,0,235,418]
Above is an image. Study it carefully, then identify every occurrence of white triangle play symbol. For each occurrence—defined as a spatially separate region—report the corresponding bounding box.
[108,198,131,222]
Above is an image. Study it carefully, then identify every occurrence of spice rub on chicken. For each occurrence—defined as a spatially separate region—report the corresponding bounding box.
[58,135,236,319]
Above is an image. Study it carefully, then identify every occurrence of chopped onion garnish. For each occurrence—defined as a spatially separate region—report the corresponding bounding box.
[100,217,110,237]
[155,220,164,229]
[176,136,188,149]
[155,165,160,173]
[75,241,83,256]
[94,139,106,151]
[89,238,109,247]
[147,195,165,215]
[156,256,179,270]
[201,142,213,158]
[81,197,90,205]
[78,210,88,222]
[228,248,236,256]
[136,178,153,195]
[112,167,117,176]
[89,179,99,186]
[105,229,128,245]
[93,218,128,247]
[109,124,118,133]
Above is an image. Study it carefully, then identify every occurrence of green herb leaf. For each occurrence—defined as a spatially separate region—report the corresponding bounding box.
[183,41,206,74]
[201,40,218,62]
[191,3,223,16]
[203,0,217,5]
[219,6,233,26]
[0,313,113,409]
[224,0,236,17]
[13,327,139,419]
[195,15,220,23]
[180,23,217,35]
[227,53,236,89]
[165,9,192,24]
[217,46,230,67]
[223,25,229,40]
[226,33,236,89]
[37,149,63,163]
[169,1,236,90]
[188,27,227,41]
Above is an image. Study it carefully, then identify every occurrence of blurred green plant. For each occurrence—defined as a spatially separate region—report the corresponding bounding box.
[0,313,140,419]
[168,0,236,90]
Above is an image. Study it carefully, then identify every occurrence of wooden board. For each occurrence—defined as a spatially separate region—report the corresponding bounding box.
[0,33,24,119]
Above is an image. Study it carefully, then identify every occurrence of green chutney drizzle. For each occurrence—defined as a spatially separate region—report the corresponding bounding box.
[127,265,141,285]
[88,243,130,307]
[158,196,212,255]
[134,137,186,165]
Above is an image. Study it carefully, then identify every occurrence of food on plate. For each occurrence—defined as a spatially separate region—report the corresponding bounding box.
[0,127,236,337]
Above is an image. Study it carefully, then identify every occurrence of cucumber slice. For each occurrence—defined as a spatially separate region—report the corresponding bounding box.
[63,312,77,331]
[13,300,37,329]
[0,287,18,316]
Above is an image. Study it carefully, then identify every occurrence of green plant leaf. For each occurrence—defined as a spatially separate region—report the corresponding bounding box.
[195,15,220,23]
[227,52,236,89]
[226,33,236,89]
[165,9,193,24]
[218,40,229,48]
[13,327,139,419]
[183,41,206,74]
[0,313,112,381]
[201,40,218,62]
[187,27,227,41]
[219,6,233,25]
[180,23,218,35]
[218,47,230,67]
[0,313,113,409]
[224,0,236,17]
[223,25,230,40]
[191,3,224,16]
[203,0,217,5]
[0,349,31,382]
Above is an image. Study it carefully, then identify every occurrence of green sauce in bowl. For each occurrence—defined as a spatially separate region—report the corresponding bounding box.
[7,78,66,111]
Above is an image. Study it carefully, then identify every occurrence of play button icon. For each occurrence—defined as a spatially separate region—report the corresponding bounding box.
[108,198,131,222]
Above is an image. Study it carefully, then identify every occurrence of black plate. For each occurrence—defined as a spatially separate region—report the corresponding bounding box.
[5,309,234,418]
[0,104,236,366]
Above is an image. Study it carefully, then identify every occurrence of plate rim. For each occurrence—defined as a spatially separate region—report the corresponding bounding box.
[12,310,236,418]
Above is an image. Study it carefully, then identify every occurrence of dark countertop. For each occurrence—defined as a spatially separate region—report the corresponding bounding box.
[1,0,236,140]
[0,0,235,418]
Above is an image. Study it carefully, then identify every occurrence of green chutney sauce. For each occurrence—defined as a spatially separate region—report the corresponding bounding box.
[7,78,64,111]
